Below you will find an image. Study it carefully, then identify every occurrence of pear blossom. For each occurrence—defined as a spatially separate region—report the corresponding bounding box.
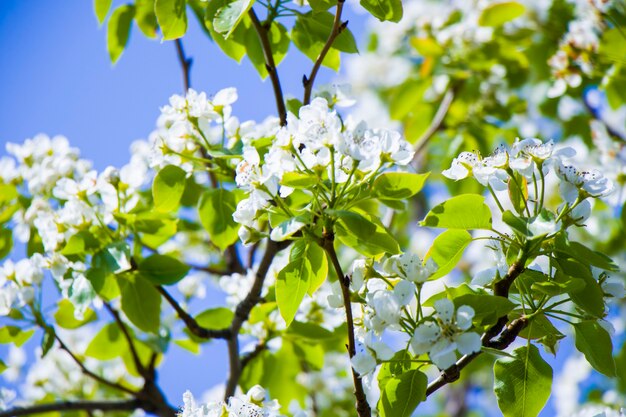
[411,299,481,369]
[383,252,437,283]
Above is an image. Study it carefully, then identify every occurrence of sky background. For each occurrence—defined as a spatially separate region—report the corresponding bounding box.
[0,1,609,416]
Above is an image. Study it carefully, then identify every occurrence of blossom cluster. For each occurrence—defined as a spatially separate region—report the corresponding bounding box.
[233,97,414,243]
[179,386,289,417]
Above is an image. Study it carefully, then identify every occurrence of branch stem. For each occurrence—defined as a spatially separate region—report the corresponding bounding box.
[413,88,455,161]
[302,0,346,105]
[0,399,142,417]
[174,39,192,92]
[322,233,371,417]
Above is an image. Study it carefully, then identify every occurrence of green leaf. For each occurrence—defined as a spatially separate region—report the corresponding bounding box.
[93,242,132,275]
[306,243,328,295]
[421,194,492,230]
[85,323,125,359]
[453,294,515,326]
[41,327,56,358]
[360,0,403,23]
[573,321,616,377]
[195,307,233,329]
[479,1,525,27]
[135,0,158,38]
[198,188,240,251]
[286,321,334,340]
[107,5,135,64]
[554,257,604,318]
[334,210,400,257]
[94,0,113,25]
[54,300,97,329]
[214,0,254,38]
[379,369,427,417]
[204,0,247,62]
[270,216,308,242]
[276,255,312,326]
[309,0,335,12]
[153,165,187,213]
[425,229,472,280]
[156,0,188,40]
[502,210,529,236]
[139,254,190,285]
[555,236,618,271]
[0,326,35,347]
[0,228,12,260]
[61,230,98,255]
[372,172,430,200]
[0,184,18,204]
[493,345,552,417]
[0,359,7,374]
[117,273,161,333]
[281,171,318,188]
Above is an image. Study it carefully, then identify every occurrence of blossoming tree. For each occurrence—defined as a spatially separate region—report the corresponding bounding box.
[1,0,625,416]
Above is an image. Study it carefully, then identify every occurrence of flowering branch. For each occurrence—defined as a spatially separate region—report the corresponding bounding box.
[174,39,192,92]
[322,232,372,417]
[224,239,290,399]
[0,399,143,417]
[425,260,527,396]
[302,0,347,105]
[248,8,288,126]
[413,88,455,161]
[157,285,231,340]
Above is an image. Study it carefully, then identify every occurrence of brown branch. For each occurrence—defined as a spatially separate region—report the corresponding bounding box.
[322,232,371,417]
[425,260,527,397]
[103,301,147,379]
[248,8,287,126]
[302,0,347,105]
[157,285,231,339]
[224,239,290,399]
[240,340,267,370]
[0,399,142,417]
[54,334,137,395]
[412,88,455,161]
[174,39,192,92]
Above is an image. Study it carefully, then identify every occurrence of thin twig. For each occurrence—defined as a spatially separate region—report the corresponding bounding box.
[412,88,455,162]
[302,0,347,105]
[54,334,137,395]
[103,301,147,378]
[174,39,192,92]
[425,260,526,397]
[322,233,371,417]
[248,8,287,126]
[224,240,290,399]
[0,399,142,417]
[157,286,231,339]
[240,340,268,370]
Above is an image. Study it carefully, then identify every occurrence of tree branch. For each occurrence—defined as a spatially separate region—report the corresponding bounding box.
[157,285,231,339]
[322,232,371,417]
[425,259,527,397]
[302,0,347,105]
[174,39,192,92]
[103,301,147,379]
[0,399,142,417]
[224,239,290,399]
[240,340,268,370]
[54,334,137,396]
[248,8,287,126]
[412,88,455,162]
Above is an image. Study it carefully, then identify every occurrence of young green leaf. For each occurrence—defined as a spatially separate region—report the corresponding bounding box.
[204,0,247,62]
[360,0,403,23]
[135,0,158,38]
[94,0,113,25]
[117,273,161,333]
[139,254,190,285]
[573,320,616,377]
[0,228,12,260]
[153,165,187,213]
[372,172,430,200]
[213,0,255,38]
[494,345,552,417]
[54,300,97,329]
[421,194,493,230]
[198,188,240,251]
[379,369,427,417]
[156,0,188,40]
[276,256,312,327]
[479,1,525,27]
[334,210,401,257]
[195,307,234,329]
[85,323,125,359]
[107,5,135,64]
[424,229,472,280]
